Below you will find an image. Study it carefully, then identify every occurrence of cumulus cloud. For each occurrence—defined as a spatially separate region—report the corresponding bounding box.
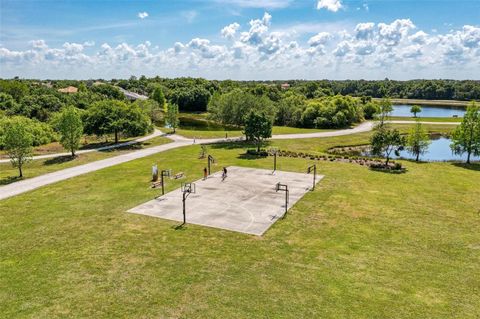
[317,0,343,12]
[1,14,479,79]
[308,32,332,46]
[221,23,240,39]
[138,12,148,19]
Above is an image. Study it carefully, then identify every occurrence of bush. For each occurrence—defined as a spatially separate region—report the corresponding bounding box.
[246,149,268,157]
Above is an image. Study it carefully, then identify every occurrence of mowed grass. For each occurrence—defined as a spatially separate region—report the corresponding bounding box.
[0,136,171,185]
[0,133,479,318]
[164,125,333,139]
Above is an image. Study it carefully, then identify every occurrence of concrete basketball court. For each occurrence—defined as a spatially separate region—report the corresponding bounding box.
[128,166,324,236]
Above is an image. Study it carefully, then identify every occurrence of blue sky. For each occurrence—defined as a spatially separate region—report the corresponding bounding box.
[1,0,479,79]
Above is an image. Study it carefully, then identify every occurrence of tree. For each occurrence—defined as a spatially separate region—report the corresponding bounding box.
[243,111,272,152]
[363,101,380,120]
[134,99,162,123]
[0,116,56,149]
[83,100,152,143]
[410,105,422,117]
[370,125,404,165]
[55,106,83,157]
[165,103,179,133]
[208,89,275,126]
[406,122,431,161]
[3,117,33,177]
[450,102,480,164]
[378,98,393,125]
[151,86,166,108]
[0,93,17,111]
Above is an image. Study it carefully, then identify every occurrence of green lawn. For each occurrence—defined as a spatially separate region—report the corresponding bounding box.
[1,132,479,318]
[0,136,171,185]
[162,126,333,139]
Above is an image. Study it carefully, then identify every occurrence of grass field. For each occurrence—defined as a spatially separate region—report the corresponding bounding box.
[0,136,171,185]
[163,125,333,139]
[1,131,479,318]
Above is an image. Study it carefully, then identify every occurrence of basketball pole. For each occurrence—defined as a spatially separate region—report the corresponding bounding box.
[160,170,169,195]
[274,152,277,172]
[182,192,187,225]
[307,164,316,191]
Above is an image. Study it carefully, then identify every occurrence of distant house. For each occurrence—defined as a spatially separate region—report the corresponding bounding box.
[281,83,290,90]
[93,81,104,86]
[58,86,78,94]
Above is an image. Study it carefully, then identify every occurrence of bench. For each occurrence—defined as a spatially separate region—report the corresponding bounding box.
[173,172,185,179]
[151,181,163,188]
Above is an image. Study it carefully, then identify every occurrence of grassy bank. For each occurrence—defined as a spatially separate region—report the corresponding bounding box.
[1,132,479,318]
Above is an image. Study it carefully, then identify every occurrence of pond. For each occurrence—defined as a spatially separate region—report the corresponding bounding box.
[394,137,479,162]
[355,136,479,162]
[392,104,466,118]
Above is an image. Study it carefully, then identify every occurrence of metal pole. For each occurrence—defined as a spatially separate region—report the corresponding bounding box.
[182,192,186,225]
[161,172,165,195]
[274,152,277,172]
[285,189,288,215]
[207,155,211,175]
[313,165,316,191]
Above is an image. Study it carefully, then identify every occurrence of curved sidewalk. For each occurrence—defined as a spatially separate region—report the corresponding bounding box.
[0,128,165,164]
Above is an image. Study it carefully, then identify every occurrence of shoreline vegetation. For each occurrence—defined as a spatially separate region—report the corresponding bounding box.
[373,98,475,107]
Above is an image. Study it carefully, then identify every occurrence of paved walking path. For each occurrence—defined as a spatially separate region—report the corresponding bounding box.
[0,120,459,201]
[0,129,165,164]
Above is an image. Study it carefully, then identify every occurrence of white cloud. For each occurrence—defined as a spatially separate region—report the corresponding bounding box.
[317,0,343,12]
[221,23,240,39]
[378,19,415,46]
[308,32,332,46]
[138,12,149,19]
[355,22,375,40]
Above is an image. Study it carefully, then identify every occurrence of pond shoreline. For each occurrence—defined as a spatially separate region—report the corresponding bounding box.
[373,98,474,107]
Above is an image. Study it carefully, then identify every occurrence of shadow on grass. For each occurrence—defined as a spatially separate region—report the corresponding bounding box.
[0,175,22,186]
[452,162,480,171]
[98,143,143,152]
[44,155,76,166]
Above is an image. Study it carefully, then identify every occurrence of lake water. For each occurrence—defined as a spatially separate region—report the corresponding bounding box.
[392,104,466,118]
[395,137,479,162]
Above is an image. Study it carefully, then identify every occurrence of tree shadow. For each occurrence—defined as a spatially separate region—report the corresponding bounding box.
[44,155,76,166]
[0,176,22,186]
[210,141,250,150]
[237,153,268,160]
[452,162,480,171]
